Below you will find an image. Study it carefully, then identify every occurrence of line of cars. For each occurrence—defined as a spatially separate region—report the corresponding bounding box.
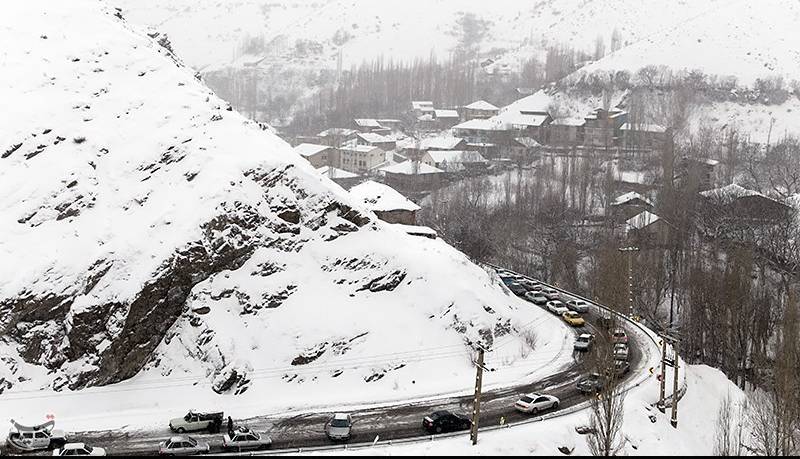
[499,270,591,328]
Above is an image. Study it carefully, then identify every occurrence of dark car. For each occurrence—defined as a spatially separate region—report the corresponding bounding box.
[611,359,631,377]
[577,373,606,395]
[422,411,471,434]
[507,282,528,296]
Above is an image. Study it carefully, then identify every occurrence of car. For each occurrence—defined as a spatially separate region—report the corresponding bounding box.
[577,373,606,394]
[611,359,631,377]
[611,329,629,345]
[325,413,352,441]
[158,436,210,456]
[169,411,223,434]
[524,291,548,305]
[6,420,67,452]
[520,280,541,291]
[546,300,569,315]
[542,288,561,301]
[566,300,590,313]
[613,343,629,361]
[222,427,272,452]
[507,282,528,296]
[52,443,106,456]
[562,311,585,327]
[574,333,594,352]
[422,411,471,434]
[514,393,560,415]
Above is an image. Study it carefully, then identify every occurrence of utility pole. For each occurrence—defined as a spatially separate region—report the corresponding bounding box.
[470,347,485,446]
[671,341,680,429]
[658,337,667,413]
[619,246,640,318]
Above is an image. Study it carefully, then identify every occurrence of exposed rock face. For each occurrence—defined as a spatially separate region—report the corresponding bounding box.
[0,0,530,397]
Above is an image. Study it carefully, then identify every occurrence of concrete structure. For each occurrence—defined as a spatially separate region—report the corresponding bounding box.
[293,143,335,168]
[339,145,386,174]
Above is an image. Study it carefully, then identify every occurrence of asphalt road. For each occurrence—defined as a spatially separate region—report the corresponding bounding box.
[13,271,647,456]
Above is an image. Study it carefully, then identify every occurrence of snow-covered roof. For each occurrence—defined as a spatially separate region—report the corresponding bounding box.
[318,128,357,137]
[349,180,421,212]
[426,150,487,164]
[293,143,330,158]
[420,136,465,151]
[465,100,499,111]
[380,161,445,175]
[612,192,654,207]
[317,166,359,179]
[412,101,435,111]
[626,211,661,230]
[620,123,667,133]
[354,118,383,128]
[699,184,768,203]
[435,109,459,119]
[357,132,394,144]
[551,118,585,127]
[504,112,550,127]
[513,137,541,148]
[453,118,504,131]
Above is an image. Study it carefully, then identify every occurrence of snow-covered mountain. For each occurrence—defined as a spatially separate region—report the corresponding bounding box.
[0,0,543,403]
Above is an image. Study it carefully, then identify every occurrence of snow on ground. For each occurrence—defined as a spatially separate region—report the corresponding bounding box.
[577,0,800,87]
[297,364,738,456]
[0,0,574,433]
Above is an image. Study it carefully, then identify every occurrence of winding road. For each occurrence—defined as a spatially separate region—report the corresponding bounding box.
[15,268,658,456]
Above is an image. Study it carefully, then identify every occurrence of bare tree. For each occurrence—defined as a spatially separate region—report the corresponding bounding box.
[587,342,627,456]
[714,392,744,456]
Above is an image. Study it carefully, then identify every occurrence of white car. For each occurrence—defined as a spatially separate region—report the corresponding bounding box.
[158,436,210,456]
[614,343,630,361]
[542,288,560,301]
[52,443,106,456]
[325,413,352,441]
[524,291,548,305]
[566,300,590,313]
[514,393,560,414]
[546,300,569,315]
[222,427,272,452]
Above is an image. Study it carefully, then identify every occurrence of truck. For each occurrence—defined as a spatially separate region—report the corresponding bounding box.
[6,419,68,452]
[168,411,224,433]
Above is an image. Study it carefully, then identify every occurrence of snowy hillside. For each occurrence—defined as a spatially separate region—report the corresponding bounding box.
[0,0,549,407]
[575,0,800,86]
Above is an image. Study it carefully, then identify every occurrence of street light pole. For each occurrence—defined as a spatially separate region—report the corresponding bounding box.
[619,246,640,318]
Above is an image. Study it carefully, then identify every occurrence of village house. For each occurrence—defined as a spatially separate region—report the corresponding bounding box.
[508,137,541,162]
[699,184,791,226]
[583,108,628,148]
[317,165,362,188]
[625,210,670,244]
[548,118,585,146]
[380,161,446,193]
[421,150,488,173]
[609,191,655,222]
[411,101,436,117]
[619,123,670,150]
[676,157,721,191]
[505,110,553,143]
[452,118,505,145]
[317,128,358,147]
[293,143,336,168]
[349,180,421,225]
[353,118,386,133]
[434,109,460,129]
[462,100,500,120]
[338,144,386,174]
[356,132,397,151]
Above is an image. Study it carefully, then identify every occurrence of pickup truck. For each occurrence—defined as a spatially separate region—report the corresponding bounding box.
[169,411,224,433]
[6,419,68,452]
